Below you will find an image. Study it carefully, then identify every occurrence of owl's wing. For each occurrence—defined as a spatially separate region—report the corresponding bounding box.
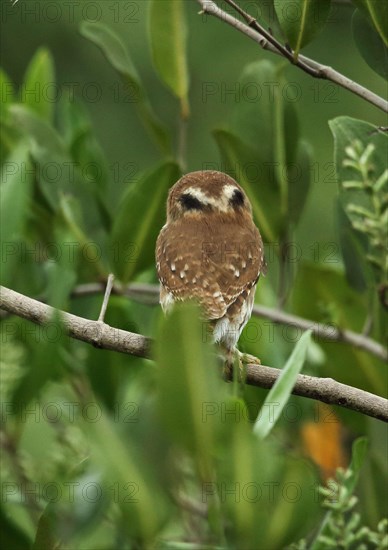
[156,219,264,320]
[206,224,264,312]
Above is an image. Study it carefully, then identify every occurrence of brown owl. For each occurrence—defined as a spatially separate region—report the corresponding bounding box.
[155,170,265,365]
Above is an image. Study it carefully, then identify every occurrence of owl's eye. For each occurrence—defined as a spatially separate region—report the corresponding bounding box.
[229,189,244,207]
[180,193,204,210]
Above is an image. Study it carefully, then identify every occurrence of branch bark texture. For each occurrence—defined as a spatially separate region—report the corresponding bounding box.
[1,286,387,423]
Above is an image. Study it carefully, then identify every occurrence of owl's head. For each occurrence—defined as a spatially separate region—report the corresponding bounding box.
[166,170,253,222]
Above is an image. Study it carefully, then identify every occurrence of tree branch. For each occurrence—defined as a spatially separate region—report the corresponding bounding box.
[1,285,387,423]
[66,282,388,362]
[3,281,385,361]
[196,0,388,114]
[0,285,150,358]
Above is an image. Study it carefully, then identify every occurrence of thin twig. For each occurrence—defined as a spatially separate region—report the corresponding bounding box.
[196,0,388,113]
[251,303,388,362]
[223,0,321,76]
[1,285,387,422]
[97,273,114,322]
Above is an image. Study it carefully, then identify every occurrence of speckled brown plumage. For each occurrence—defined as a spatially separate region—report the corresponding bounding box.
[155,170,265,351]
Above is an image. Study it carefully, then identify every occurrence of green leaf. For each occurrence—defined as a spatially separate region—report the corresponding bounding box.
[256,0,284,38]
[0,507,32,550]
[8,104,104,238]
[347,437,368,487]
[80,21,171,154]
[110,161,180,282]
[352,0,388,46]
[32,504,59,550]
[59,99,111,230]
[149,0,190,117]
[44,222,78,309]
[224,59,304,234]
[87,407,168,540]
[336,199,369,292]
[86,296,140,409]
[329,116,388,286]
[8,104,68,211]
[287,139,312,226]
[274,0,332,57]
[58,194,107,279]
[292,263,384,393]
[253,329,312,439]
[0,144,32,283]
[11,313,66,414]
[352,9,388,80]
[22,48,55,121]
[0,70,18,155]
[155,303,225,470]
[229,60,277,167]
[213,129,281,242]
[0,69,15,106]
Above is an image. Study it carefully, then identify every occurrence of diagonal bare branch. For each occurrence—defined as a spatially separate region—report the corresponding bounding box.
[196,0,388,113]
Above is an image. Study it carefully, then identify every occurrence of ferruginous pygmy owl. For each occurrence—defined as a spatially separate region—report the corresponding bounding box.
[155,170,266,365]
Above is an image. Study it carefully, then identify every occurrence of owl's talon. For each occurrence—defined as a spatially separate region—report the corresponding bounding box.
[240,352,261,366]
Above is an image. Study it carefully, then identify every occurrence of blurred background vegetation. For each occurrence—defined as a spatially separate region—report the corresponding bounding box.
[1,0,387,548]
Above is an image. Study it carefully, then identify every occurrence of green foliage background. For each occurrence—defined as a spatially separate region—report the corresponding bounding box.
[1,0,387,548]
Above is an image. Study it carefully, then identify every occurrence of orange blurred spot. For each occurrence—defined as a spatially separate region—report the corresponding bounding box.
[301,404,347,480]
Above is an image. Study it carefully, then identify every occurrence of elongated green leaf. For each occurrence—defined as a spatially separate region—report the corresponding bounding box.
[0,507,32,550]
[352,9,388,80]
[87,407,167,540]
[155,303,225,470]
[0,144,32,283]
[352,0,388,46]
[149,0,189,117]
[59,99,111,230]
[9,104,66,158]
[80,21,171,154]
[9,105,104,235]
[11,312,66,413]
[256,0,284,38]
[0,70,18,154]
[224,59,307,235]
[288,139,312,226]
[8,105,69,214]
[110,162,180,282]
[336,199,369,292]
[274,0,331,57]
[32,503,59,550]
[22,48,55,121]
[7,104,69,211]
[253,330,312,439]
[0,69,15,106]
[45,222,78,309]
[292,263,384,392]
[213,129,281,242]
[230,60,277,167]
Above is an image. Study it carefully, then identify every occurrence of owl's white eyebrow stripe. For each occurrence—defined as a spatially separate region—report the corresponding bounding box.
[222,184,239,199]
[184,185,240,212]
[184,187,212,204]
